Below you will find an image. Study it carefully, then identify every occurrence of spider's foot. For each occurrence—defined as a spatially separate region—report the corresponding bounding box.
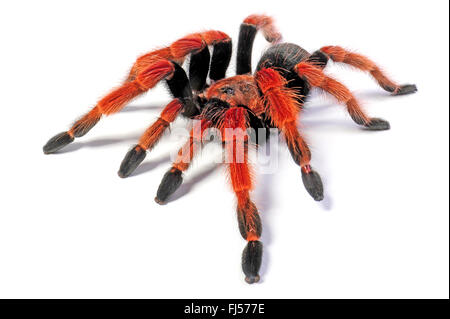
[155,168,183,204]
[43,132,74,154]
[118,145,146,178]
[245,275,260,285]
[301,166,324,201]
[364,118,390,131]
[392,84,417,96]
[242,240,263,284]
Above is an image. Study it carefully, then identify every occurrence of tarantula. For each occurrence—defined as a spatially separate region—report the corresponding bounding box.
[43,14,417,283]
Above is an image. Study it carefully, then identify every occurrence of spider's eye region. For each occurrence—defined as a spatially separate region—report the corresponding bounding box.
[220,87,235,95]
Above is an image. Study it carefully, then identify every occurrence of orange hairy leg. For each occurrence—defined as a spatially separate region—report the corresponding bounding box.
[127,30,230,81]
[119,58,205,178]
[221,106,262,284]
[295,61,390,130]
[320,46,417,95]
[43,60,176,154]
[118,99,184,178]
[155,119,211,204]
[138,99,184,150]
[256,67,324,201]
[44,30,231,155]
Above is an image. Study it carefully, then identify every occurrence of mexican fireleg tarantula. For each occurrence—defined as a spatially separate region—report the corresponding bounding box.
[43,14,417,283]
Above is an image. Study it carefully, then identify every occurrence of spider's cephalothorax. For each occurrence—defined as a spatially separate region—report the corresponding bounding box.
[43,14,417,283]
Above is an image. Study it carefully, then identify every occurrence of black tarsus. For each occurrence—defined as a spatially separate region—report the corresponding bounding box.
[155,168,183,204]
[301,169,324,201]
[349,113,390,131]
[364,118,391,131]
[118,145,147,178]
[43,132,74,154]
[392,84,418,96]
[242,240,263,284]
[236,24,257,75]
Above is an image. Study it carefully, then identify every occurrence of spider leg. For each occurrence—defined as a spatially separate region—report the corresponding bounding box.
[230,155,263,285]
[120,35,232,177]
[127,30,230,81]
[44,31,230,154]
[189,46,211,92]
[118,99,184,178]
[118,60,196,177]
[43,60,176,154]
[319,46,417,95]
[222,106,262,284]
[295,61,391,130]
[256,68,324,201]
[154,119,211,204]
[155,98,241,203]
[306,50,330,69]
[285,121,324,201]
[189,36,232,91]
[236,14,282,75]
[209,37,232,83]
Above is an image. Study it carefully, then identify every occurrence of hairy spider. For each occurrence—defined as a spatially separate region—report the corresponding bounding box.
[43,14,417,283]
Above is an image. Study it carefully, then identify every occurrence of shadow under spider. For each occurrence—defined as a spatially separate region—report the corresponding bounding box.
[57,133,141,154]
[131,155,172,177]
[165,165,219,203]
[255,171,275,283]
[55,88,391,153]
[300,89,397,130]
[120,104,164,113]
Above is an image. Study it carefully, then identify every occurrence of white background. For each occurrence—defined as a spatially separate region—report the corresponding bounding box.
[0,0,448,299]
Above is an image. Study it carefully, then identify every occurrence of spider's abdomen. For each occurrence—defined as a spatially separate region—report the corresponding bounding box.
[256,43,311,103]
[258,43,310,70]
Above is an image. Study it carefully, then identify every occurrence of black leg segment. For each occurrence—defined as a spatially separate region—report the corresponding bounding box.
[166,61,201,117]
[301,167,324,201]
[118,145,147,178]
[43,132,74,154]
[166,62,193,100]
[236,24,257,75]
[155,167,183,204]
[189,46,210,92]
[242,240,263,284]
[307,50,329,69]
[209,40,232,81]
[364,118,391,131]
[392,84,418,96]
